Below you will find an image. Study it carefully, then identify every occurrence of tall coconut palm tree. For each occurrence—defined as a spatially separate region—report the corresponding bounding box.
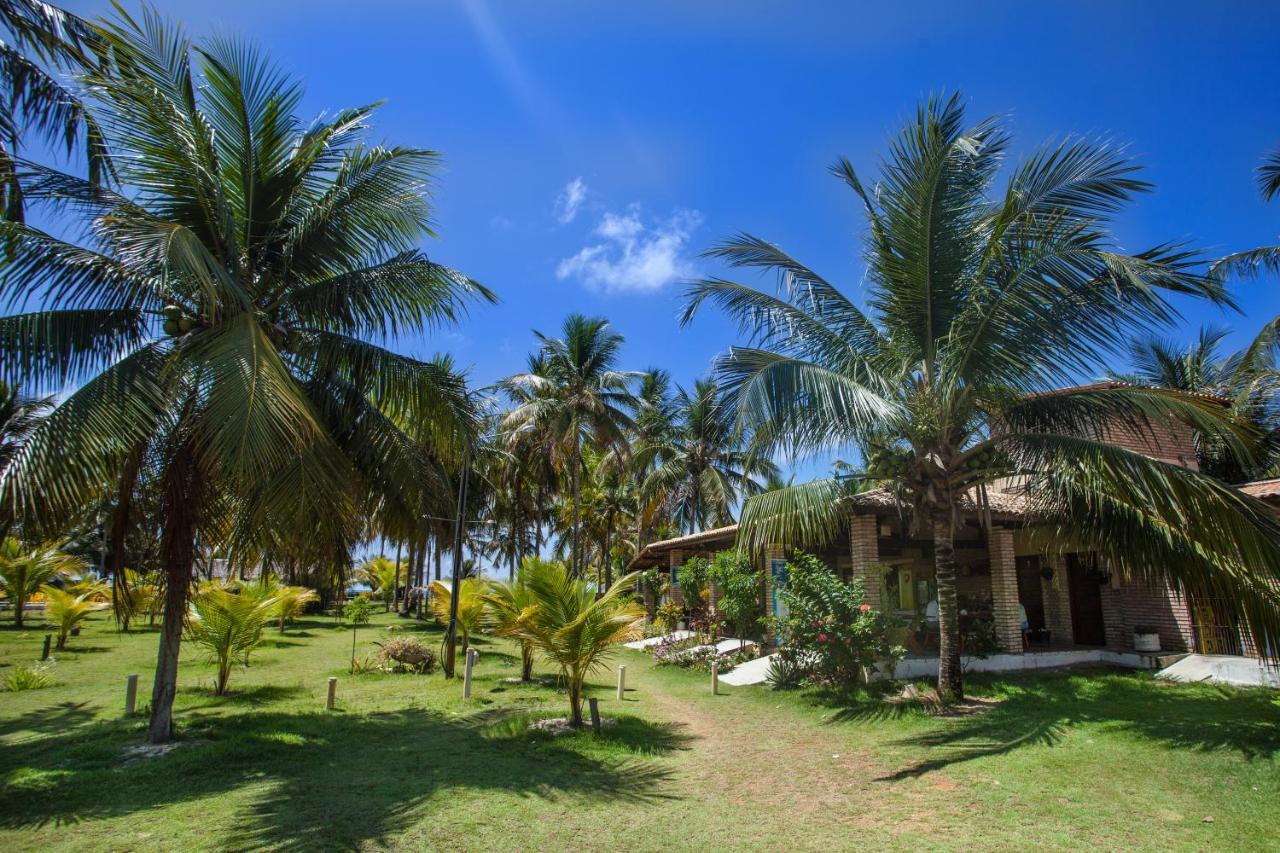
[629,368,676,551]
[641,378,777,534]
[1210,143,1280,282]
[501,315,636,578]
[0,0,114,220]
[685,93,1280,701]
[0,10,492,741]
[0,382,48,519]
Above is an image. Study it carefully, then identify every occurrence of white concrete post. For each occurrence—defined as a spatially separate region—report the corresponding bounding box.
[711,660,719,695]
[326,676,337,711]
[124,674,139,717]
[617,665,626,700]
[463,648,478,699]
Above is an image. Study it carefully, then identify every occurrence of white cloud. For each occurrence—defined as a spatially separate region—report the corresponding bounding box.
[555,176,588,224]
[557,206,703,295]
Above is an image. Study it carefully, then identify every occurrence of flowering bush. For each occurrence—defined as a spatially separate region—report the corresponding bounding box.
[655,600,683,633]
[773,551,905,687]
[649,634,699,665]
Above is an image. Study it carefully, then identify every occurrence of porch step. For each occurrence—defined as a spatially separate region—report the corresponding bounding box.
[1149,652,1190,670]
[1156,653,1280,689]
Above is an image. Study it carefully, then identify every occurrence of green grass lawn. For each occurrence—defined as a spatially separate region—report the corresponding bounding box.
[1,610,1277,852]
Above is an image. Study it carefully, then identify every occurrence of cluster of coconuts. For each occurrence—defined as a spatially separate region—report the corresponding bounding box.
[866,446,913,479]
[161,304,198,337]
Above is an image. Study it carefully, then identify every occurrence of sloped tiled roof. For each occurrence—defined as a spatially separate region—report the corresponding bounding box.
[1237,478,1280,501]
[1026,380,1231,407]
[847,487,1029,517]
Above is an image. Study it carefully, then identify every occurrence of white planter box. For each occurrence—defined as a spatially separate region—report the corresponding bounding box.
[1133,632,1161,653]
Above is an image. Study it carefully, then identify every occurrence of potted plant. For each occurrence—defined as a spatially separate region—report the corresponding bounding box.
[1133,625,1161,652]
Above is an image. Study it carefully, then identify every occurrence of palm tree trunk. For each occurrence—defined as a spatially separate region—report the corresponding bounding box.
[569,674,584,727]
[571,432,582,579]
[108,450,140,631]
[392,540,401,613]
[933,514,964,703]
[13,579,25,629]
[403,539,416,616]
[603,509,614,592]
[147,443,201,744]
[434,538,442,581]
[535,482,544,554]
[415,540,427,620]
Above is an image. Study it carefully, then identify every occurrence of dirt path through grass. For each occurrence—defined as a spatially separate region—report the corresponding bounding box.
[634,670,944,839]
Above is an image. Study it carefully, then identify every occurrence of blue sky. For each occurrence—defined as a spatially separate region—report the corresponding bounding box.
[56,1,1280,482]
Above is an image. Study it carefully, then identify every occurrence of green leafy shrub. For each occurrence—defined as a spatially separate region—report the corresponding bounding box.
[678,556,711,619]
[707,550,763,641]
[775,551,905,687]
[342,596,375,625]
[4,662,57,691]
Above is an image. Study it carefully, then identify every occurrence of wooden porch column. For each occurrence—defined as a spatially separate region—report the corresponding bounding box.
[989,527,1023,654]
[849,513,881,610]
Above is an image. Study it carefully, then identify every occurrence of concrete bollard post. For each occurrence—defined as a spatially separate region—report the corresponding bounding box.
[124,674,139,717]
[588,697,602,734]
[326,676,337,711]
[617,665,626,700]
[711,660,719,695]
[41,634,51,661]
[463,648,478,699]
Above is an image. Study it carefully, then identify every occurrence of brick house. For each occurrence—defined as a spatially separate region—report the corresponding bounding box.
[629,384,1276,671]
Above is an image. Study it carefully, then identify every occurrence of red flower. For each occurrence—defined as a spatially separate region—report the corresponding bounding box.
[859,603,872,613]
[817,633,828,643]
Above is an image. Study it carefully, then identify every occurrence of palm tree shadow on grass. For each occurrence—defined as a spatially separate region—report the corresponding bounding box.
[0,706,683,849]
[812,671,1280,781]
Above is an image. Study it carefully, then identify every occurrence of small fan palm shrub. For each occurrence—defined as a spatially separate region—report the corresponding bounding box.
[486,557,557,681]
[272,586,318,632]
[41,585,104,649]
[359,557,398,610]
[112,570,162,631]
[507,563,644,727]
[4,662,57,692]
[429,577,490,655]
[186,587,277,695]
[0,538,85,627]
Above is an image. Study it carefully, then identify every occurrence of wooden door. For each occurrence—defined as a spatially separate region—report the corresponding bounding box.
[1066,554,1106,646]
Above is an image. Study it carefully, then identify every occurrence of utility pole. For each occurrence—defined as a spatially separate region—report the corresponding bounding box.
[443,447,471,678]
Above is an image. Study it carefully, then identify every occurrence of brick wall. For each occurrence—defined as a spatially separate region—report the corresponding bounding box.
[1041,554,1073,645]
[989,528,1023,653]
[1115,578,1195,652]
[762,544,786,642]
[849,514,880,609]
[667,549,684,608]
[1100,584,1128,649]
[1100,419,1198,471]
